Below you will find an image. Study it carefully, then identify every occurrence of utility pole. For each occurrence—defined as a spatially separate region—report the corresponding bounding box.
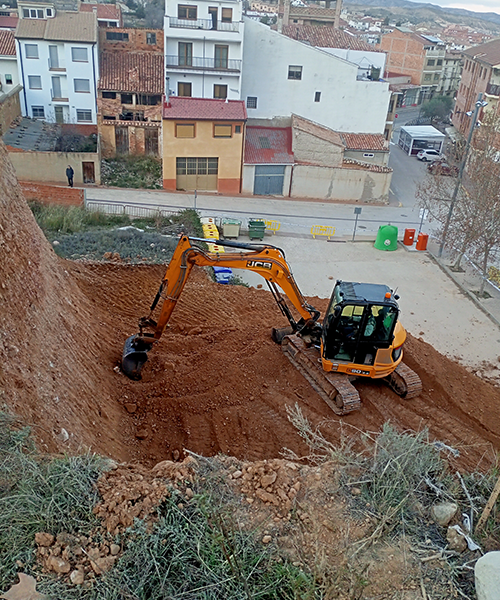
[438,92,487,258]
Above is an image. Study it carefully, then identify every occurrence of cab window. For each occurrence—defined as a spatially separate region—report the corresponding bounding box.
[362,305,397,341]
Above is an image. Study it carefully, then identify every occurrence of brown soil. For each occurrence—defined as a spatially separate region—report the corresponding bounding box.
[1,139,500,473]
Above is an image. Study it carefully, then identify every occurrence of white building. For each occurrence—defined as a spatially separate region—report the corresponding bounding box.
[164,0,244,100]
[15,10,98,124]
[0,30,19,93]
[241,19,390,134]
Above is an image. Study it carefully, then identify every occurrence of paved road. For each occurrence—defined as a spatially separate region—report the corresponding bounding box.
[86,187,429,239]
[388,143,428,208]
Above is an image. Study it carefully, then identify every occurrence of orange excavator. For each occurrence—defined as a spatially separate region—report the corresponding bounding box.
[122,235,421,415]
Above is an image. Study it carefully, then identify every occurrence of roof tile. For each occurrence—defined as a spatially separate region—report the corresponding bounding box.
[463,38,500,67]
[340,132,388,151]
[163,97,247,121]
[15,11,97,43]
[80,3,121,21]
[244,127,294,164]
[282,25,380,52]
[0,30,15,56]
[99,52,164,93]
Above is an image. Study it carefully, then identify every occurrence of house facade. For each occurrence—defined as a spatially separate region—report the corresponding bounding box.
[98,52,163,157]
[379,28,445,103]
[453,39,500,138]
[436,50,462,98]
[164,0,244,101]
[241,19,390,135]
[162,96,246,193]
[15,10,98,124]
[0,30,19,93]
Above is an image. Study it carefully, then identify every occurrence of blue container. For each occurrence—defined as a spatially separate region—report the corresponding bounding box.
[213,266,233,284]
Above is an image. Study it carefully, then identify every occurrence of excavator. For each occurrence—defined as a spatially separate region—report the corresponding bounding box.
[121,235,422,415]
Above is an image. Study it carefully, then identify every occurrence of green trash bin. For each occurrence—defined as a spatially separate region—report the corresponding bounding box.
[374,225,398,251]
[222,218,241,239]
[248,219,266,241]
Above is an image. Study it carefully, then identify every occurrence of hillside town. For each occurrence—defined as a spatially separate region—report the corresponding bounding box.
[0,0,499,199]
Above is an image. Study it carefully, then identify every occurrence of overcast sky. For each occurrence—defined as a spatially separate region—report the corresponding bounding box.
[408,0,500,13]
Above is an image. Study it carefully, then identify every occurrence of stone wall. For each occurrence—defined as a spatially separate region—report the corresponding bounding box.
[0,86,21,136]
[20,182,84,206]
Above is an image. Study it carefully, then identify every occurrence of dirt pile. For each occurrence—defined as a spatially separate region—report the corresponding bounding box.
[2,140,500,472]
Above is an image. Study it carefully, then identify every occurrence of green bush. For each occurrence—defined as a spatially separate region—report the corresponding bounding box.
[102,157,162,189]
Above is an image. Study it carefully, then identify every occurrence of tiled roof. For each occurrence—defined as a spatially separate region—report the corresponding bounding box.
[163,97,247,121]
[0,30,15,56]
[463,38,500,67]
[292,114,343,146]
[340,132,388,151]
[0,16,18,29]
[244,127,294,164]
[15,11,97,42]
[79,3,121,21]
[99,52,164,93]
[282,25,379,52]
[289,7,337,19]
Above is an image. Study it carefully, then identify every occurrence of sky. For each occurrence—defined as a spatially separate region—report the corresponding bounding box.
[408,0,500,14]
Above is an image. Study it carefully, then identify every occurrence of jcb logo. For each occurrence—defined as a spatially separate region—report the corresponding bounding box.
[247,260,272,270]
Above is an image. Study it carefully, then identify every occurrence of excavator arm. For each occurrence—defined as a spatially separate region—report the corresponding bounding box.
[122,235,320,379]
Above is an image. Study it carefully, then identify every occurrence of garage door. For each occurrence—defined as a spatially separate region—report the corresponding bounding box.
[254,165,285,196]
[176,157,218,191]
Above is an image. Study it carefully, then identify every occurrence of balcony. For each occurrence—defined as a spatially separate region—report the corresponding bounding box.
[165,55,241,72]
[168,17,240,32]
[48,58,66,72]
[486,82,500,97]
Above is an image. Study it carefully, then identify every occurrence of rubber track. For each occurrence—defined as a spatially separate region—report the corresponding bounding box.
[281,336,361,416]
[385,362,422,399]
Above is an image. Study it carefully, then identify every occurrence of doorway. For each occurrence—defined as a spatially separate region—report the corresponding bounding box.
[82,162,95,184]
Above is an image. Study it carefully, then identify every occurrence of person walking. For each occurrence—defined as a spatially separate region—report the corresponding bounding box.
[66,165,74,188]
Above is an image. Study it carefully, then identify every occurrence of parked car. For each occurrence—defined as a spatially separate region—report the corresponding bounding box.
[427,161,459,176]
[417,149,442,162]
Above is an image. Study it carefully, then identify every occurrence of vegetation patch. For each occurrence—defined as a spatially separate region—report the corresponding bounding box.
[101,157,162,189]
[29,204,203,263]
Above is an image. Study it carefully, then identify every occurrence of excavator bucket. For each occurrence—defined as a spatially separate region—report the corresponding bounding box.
[121,335,150,380]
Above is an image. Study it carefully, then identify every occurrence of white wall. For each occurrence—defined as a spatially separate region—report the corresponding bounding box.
[0,56,20,93]
[319,47,386,79]
[17,39,98,124]
[241,19,390,134]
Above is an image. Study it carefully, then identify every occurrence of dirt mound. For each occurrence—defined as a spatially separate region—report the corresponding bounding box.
[1,140,500,472]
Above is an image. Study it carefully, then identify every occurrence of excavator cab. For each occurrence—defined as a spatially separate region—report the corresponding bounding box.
[321,281,402,376]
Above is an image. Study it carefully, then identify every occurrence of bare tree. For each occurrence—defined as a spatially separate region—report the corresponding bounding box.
[418,110,500,293]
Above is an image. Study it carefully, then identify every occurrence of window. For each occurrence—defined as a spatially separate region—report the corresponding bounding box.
[247,96,257,109]
[72,47,88,62]
[5,74,12,85]
[423,74,431,81]
[32,106,44,118]
[208,7,217,28]
[106,31,129,41]
[314,91,321,102]
[178,82,192,97]
[221,7,232,22]
[288,65,302,80]
[25,44,38,59]
[437,59,442,66]
[179,42,192,66]
[176,123,195,138]
[214,124,232,138]
[214,45,228,69]
[213,84,227,99]
[46,8,52,16]
[74,79,90,93]
[76,109,92,122]
[235,125,241,133]
[363,153,374,158]
[433,73,439,81]
[137,94,162,105]
[427,59,435,66]
[102,91,116,99]
[121,93,133,104]
[103,115,116,120]
[23,9,29,17]
[178,5,197,19]
[176,157,218,175]
[146,32,156,45]
[28,75,42,89]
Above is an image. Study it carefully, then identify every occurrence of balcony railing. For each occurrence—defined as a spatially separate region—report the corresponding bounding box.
[168,17,240,32]
[165,55,241,71]
[486,82,500,97]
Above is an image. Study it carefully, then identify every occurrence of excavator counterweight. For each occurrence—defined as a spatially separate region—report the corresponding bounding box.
[121,235,421,413]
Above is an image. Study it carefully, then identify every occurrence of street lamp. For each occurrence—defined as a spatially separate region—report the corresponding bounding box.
[438,92,488,258]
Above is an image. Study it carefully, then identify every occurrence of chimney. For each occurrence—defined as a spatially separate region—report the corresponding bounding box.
[334,0,342,29]
[283,0,290,27]
[164,76,170,107]
[277,0,284,33]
